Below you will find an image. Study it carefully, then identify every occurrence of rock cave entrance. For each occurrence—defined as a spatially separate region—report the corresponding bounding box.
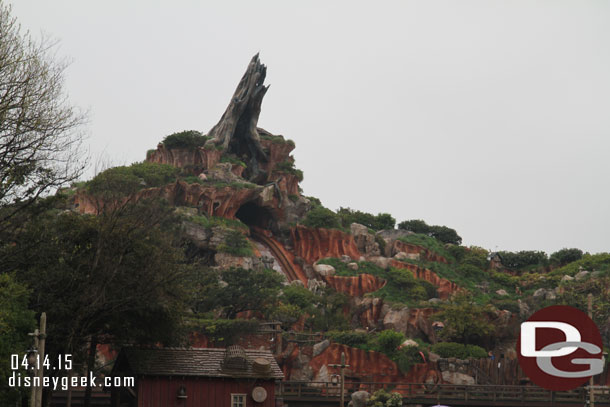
[235,201,274,230]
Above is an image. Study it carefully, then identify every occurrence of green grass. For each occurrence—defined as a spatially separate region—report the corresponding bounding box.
[317,257,437,305]
[397,234,454,261]
[191,215,249,231]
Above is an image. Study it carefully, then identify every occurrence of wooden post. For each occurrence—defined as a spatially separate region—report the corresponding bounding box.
[340,352,345,407]
[29,329,39,407]
[589,293,595,407]
[329,352,349,407]
[35,313,46,407]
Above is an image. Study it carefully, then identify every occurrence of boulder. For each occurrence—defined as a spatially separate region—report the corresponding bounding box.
[545,290,557,300]
[313,339,331,357]
[291,353,313,381]
[307,278,326,294]
[312,364,329,382]
[561,275,574,282]
[441,371,475,385]
[518,299,531,319]
[313,264,336,277]
[394,251,408,260]
[399,339,418,348]
[207,162,244,183]
[350,223,381,257]
[347,262,359,271]
[383,307,410,333]
[495,289,509,296]
[575,270,590,281]
[369,256,391,270]
[533,288,547,300]
[350,391,371,407]
[341,255,353,263]
[214,252,254,270]
[428,352,441,362]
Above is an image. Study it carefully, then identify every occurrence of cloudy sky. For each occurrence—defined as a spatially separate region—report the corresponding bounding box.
[8,1,610,254]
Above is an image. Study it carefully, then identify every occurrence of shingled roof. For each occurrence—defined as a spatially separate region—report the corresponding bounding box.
[113,347,283,379]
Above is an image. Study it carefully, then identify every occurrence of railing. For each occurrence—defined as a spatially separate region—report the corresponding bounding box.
[277,381,610,406]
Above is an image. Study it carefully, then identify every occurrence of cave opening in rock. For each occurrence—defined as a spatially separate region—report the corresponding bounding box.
[235,201,274,230]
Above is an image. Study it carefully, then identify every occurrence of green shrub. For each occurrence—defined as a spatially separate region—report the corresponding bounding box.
[193,318,259,345]
[398,234,453,261]
[462,249,489,269]
[492,299,520,314]
[447,245,467,262]
[431,342,487,359]
[550,248,584,266]
[395,346,426,373]
[275,160,304,181]
[497,250,548,269]
[217,230,253,257]
[374,330,405,358]
[190,215,248,231]
[457,264,486,279]
[87,162,179,196]
[272,304,303,326]
[302,207,342,230]
[328,330,370,348]
[182,175,204,184]
[337,207,396,230]
[366,389,403,407]
[281,285,316,309]
[162,130,207,149]
[490,270,518,286]
[220,155,247,168]
[550,253,610,277]
[398,219,462,245]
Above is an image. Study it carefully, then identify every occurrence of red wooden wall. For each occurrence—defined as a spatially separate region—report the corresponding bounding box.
[137,376,276,407]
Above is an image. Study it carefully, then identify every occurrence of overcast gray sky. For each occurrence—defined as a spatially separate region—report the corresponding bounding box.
[9,0,610,254]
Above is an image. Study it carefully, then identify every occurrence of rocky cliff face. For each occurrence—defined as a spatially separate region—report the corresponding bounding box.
[322,273,386,297]
[290,225,363,264]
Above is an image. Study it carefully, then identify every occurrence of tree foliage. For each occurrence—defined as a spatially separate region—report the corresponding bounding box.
[437,292,494,345]
[211,268,284,319]
[550,248,583,266]
[0,274,35,405]
[497,250,548,269]
[161,130,207,149]
[430,342,488,359]
[302,206,342,230]
[8,197,190,371]
[0,3,85,228]
[337,207,396,230]
[398,219,462,245]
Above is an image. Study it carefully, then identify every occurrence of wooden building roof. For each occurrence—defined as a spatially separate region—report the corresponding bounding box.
[112,347,283,380]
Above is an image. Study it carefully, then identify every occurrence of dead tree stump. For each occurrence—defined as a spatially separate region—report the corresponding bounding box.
[206,53,269,180]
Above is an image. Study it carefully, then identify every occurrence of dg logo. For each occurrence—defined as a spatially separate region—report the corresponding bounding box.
[517,305,605,391]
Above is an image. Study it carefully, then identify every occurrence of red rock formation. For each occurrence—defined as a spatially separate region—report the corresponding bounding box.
[391,240,448,264]
[322,274,386,297]
[310,343,406,383]
[309,343,439,390]
[75,180,265,219]
[291,225,362,264]
[390,260,459,299]
[145,131,301,196]
[147,144,221,171]
[251,227,308,285]
[356,298,386,329]
[404,308,440,341]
